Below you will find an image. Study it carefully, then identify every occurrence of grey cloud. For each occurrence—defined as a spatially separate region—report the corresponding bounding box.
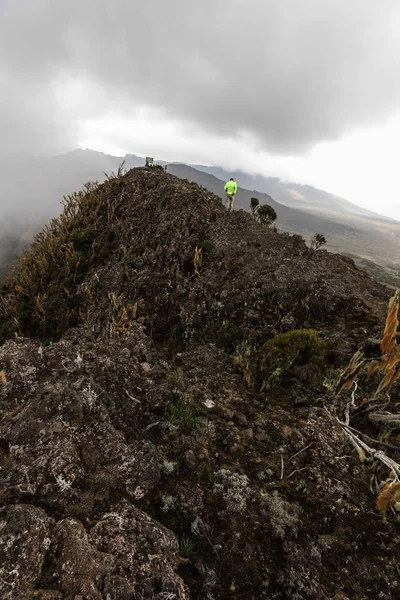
[1,0,400,153]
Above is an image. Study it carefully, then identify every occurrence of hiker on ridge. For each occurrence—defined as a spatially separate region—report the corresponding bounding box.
[224,178,237,211]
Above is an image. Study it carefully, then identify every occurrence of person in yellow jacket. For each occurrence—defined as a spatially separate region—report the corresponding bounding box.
[224,178,237,211]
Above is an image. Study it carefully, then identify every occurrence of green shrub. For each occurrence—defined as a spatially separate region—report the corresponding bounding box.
[168,394,202,433]
[250,197,259,219]
[310,233,327,250]
[259,329,324,374]
[180,535,196,559]
[68,228,95,249]
[258,204,277,226]
[236,329,325,390]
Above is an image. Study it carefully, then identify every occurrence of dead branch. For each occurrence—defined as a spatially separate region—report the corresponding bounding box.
[344,423,400,451]
[337,418,400,478]
[289,442,313,461]
[351,400,391,418]
[286,467,308,480]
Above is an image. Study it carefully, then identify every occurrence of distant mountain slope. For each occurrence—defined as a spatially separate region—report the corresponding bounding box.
[192,164,392,223]
[167,163,400,270]
[167,163,357,235]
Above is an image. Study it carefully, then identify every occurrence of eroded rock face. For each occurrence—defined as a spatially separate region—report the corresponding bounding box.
[52,518,114,599]
[0,332,189,599]
[0,328,397,599]
[0,168,398,599]
[0,504,53,599]
[90,501,187,598]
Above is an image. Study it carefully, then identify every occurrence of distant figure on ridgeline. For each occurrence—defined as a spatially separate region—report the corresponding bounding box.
[224,178,237,211]
[145,157,154,168]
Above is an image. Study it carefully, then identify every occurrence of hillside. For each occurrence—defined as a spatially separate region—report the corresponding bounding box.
[1,167,400,599]
[0,150,126,277]
[168,164,361,235]
[192,164,394,222]
[168,164,400,272]
[2,151,400,285]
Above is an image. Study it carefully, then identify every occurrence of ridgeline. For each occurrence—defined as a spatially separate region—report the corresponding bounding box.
[0,167,397,600]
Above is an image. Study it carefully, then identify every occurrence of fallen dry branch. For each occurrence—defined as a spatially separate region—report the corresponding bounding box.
[337,418,400,479]
[344,423,400,452]
[335,288,400,462]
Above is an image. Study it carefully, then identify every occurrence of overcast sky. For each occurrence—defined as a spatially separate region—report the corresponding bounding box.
[2,0,400,217]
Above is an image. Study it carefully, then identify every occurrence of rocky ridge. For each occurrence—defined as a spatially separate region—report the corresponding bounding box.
[0,167,398,600]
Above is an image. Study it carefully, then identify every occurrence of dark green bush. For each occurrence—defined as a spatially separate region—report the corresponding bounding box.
[236,329,325,391]
[258,204,277,226]
[258,329,324,387]
[68,228,95,249]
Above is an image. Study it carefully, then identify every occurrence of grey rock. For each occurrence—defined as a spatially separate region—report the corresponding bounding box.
[184,449,198,470]
[234,412,248,426]
[242,428,254,440]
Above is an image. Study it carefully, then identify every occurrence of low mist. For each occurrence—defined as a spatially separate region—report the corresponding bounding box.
[0,150,141,278]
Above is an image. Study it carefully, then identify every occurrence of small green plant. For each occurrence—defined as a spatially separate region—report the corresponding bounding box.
[166,367,187,392]
[200,460,212,482]
[200,239,212,252]
[333,526,346,540]
[235,329,325,391]
[215,325,242,353]
[68,228,96,250]
[246,560,261,584]
[168,394,202,433]
[295,479,309,495]
[180,535,196,560]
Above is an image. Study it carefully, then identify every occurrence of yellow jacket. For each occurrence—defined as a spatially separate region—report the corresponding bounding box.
[224,180,237,195]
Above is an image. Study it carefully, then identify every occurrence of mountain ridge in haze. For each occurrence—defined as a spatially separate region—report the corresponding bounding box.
[192,163,393,222]
[165,163,400,271]
[1,149,400,283]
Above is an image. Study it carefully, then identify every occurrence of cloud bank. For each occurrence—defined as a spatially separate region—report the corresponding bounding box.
[2,0,400,154]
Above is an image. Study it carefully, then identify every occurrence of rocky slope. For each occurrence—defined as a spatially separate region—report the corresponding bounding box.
[167,163,400,272]
[0,167,398,600]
